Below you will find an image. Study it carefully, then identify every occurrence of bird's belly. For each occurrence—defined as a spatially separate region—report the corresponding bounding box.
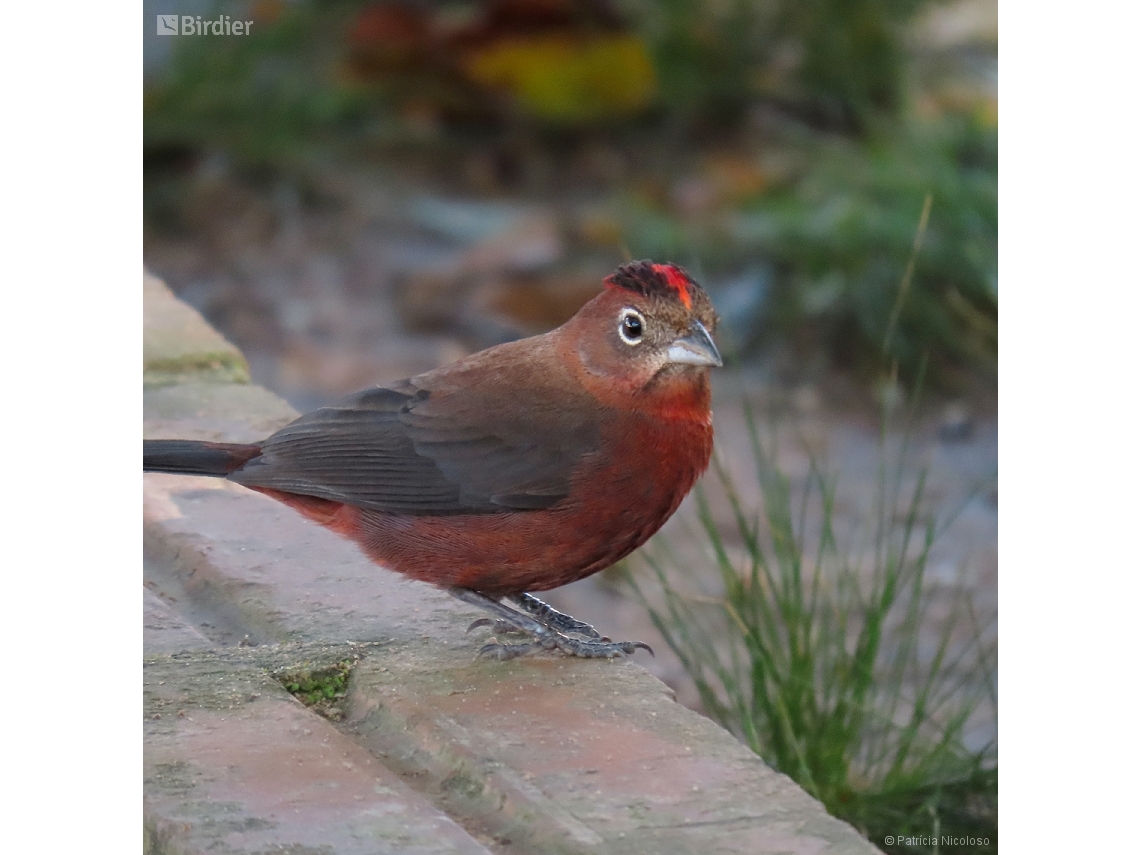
[349,451,704,595]
[349,503,650,594]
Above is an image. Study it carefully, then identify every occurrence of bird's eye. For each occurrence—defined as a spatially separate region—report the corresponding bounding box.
[618,309,645,345]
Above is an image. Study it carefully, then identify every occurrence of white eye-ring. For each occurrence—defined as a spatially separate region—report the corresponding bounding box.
[618,308,646,345]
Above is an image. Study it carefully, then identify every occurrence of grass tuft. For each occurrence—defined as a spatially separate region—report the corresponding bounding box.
[628,396,996,853]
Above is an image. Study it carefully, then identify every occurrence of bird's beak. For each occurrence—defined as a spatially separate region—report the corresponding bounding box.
[666,321,723,368]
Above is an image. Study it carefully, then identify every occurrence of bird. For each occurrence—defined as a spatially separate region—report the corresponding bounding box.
[144,260,721,659]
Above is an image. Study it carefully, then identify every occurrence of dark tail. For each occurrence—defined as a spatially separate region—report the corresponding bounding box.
[144,440,261,476]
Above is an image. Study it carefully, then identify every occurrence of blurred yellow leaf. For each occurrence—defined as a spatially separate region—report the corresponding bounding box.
[463,34,656,123]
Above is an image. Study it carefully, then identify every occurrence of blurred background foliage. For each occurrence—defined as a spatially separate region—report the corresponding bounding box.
[145,0,996,393]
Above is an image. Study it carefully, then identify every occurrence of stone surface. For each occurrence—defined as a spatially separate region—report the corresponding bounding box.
[144,588,212,655]
[143,273,882,854]
[347,654,865,855]
[143,380,296,442]
[144,271,250,386]
[145,648,495,855]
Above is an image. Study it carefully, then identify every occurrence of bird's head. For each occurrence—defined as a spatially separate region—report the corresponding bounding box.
[565,261,721,401]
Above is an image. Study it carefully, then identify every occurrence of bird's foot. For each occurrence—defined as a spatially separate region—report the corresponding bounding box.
[478,635,651,660]
[511,593,603,639]
[450,587,652,660]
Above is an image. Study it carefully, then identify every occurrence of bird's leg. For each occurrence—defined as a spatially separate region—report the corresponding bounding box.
[468,594,601,638]
[449,588,652,660]
[510,593,603,639]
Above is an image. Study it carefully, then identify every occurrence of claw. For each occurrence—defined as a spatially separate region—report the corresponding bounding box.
[477,641,540,660]
[476,642,507,660]
[467,618,495,634]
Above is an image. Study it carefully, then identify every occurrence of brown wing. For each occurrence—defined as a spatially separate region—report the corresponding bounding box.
[228,366,601,515]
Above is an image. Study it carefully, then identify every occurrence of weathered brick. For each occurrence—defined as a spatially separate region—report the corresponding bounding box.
[145,651,495,855]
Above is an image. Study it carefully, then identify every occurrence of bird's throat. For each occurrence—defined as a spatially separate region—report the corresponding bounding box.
[638,370,712,424]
